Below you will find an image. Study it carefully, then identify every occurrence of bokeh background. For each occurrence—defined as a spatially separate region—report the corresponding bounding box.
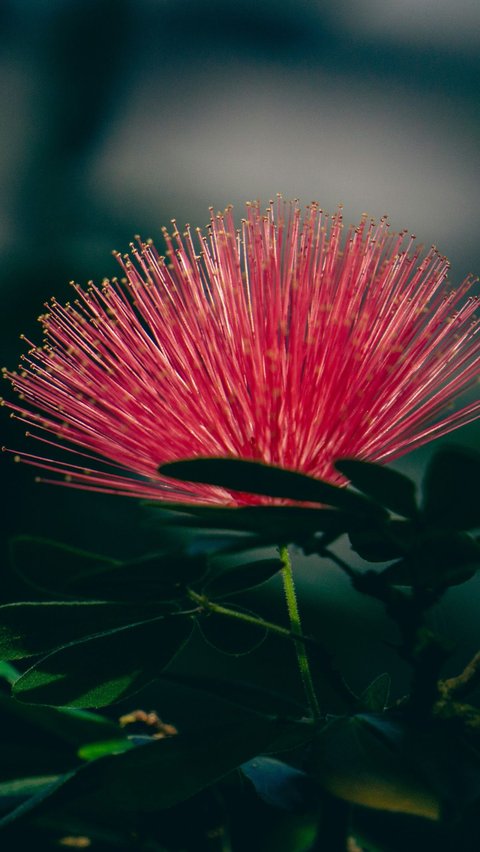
[0,0,479,707]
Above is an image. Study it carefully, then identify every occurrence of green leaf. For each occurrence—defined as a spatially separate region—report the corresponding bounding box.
[0,601,173,659]
[95,552,207,602]
[347,520,417,563]
[335,459,418,518]
[0,690,122,748]
[13,614,193,708]
[10,537,207,601]
[0,702,313,828]
[312,713,480,821]
[183,531,258,556]
[423,446,480,530]
[0,775,61,816]
[157,504,349,541]
[94,712,313,807]
[159,458,387,518]
[0,662,20,684]
[160,673,307,718]
[205,558,283,598]
[241,756,317,813]
[0,770,77,827]
[10,536,119,596]
[311,715,440,820]
[78,738,135,761]
[360,674,391,712]
[381,531,480,588]
[0,776,61,799]
[0,689,124,782]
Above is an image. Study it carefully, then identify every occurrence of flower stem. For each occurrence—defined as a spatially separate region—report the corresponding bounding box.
[279,545,321,720]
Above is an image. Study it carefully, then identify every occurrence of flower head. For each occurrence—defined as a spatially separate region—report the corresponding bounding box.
[3,199,479,505]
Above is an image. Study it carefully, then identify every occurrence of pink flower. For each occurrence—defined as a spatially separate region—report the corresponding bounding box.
[3,199,479,505]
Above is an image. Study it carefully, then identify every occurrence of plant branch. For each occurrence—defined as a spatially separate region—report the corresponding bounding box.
[439,651,480,700]
[279,545,321,720]
[188,589,297,640]
[321,547,450,715]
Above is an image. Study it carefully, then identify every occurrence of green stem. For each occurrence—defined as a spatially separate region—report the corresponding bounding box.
[188,589,295,640]
[279,545,321,719]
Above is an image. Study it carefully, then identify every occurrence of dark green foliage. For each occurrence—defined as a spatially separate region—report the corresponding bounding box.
[241,756,317,813]
[204,557,283,598]
[347,519,417,562]
[10,536,120,597]
[0,667,125,782]
[10,536,208,602]
[422,446,480,530]
[160,457,387,517]
[0,601,176,659]
[160,672,308,718]
[381,531,480,588]
[310,713,440,820]
[341,450,480,590]
[152,504,355,560]
[360,673,391,712]
[1,448,479,848]
[0,698,313,829]
[335,458,418,518]
[310,712,480,822]
[12,614,194,708]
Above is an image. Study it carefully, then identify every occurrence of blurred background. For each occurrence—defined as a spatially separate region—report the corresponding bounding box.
[0,0,479,704]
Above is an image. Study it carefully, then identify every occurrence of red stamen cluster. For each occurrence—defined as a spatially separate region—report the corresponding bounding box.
[3,199,479,504]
